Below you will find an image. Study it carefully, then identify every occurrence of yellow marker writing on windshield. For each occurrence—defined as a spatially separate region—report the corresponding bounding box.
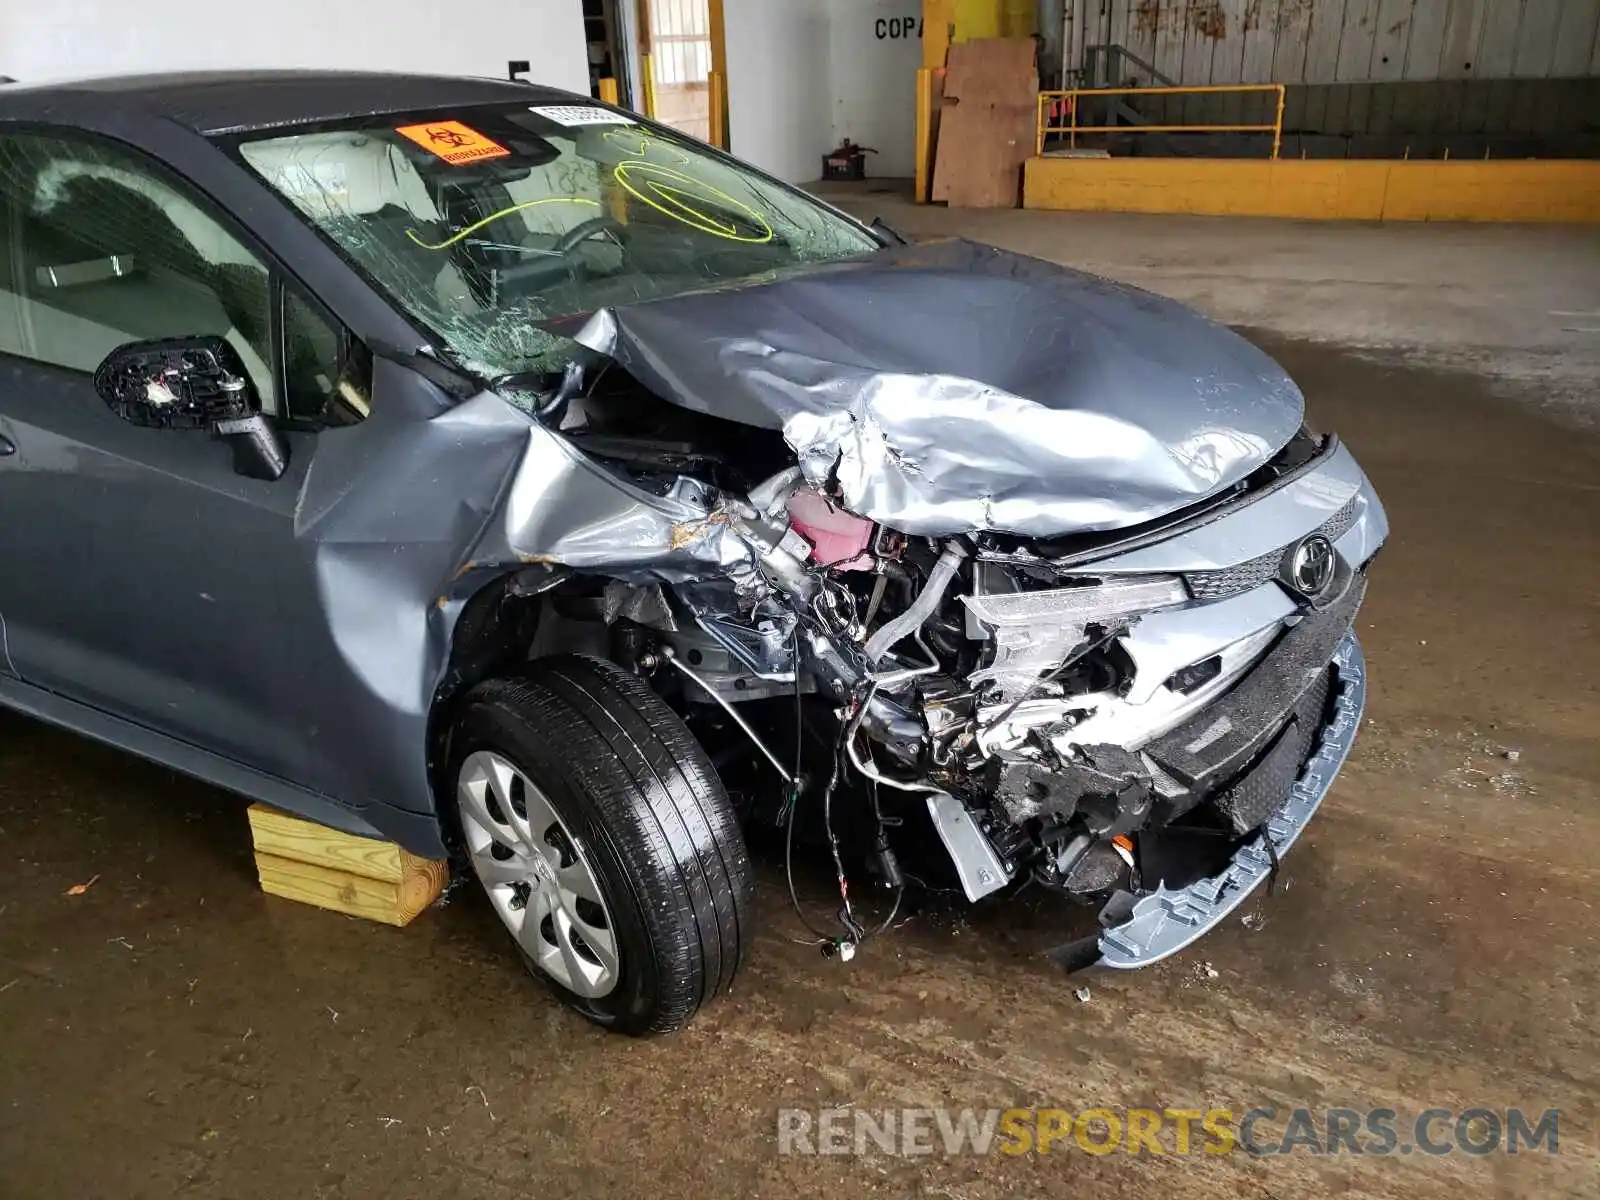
[611,161,773,244]
[601,127,693,165]
[405,197,602,251]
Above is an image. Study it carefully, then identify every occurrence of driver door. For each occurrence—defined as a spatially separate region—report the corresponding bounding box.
[0,128,362,782]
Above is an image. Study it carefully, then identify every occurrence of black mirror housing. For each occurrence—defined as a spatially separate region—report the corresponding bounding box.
[93,336,255,429]
[214,413,290,481]
[92,336,288,481]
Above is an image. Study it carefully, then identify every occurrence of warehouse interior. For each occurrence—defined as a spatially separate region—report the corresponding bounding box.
[1,2,1597,1197]
[6,1,1597,185]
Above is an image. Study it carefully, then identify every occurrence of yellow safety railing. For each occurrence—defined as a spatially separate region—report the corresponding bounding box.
[1036,83,1287,160]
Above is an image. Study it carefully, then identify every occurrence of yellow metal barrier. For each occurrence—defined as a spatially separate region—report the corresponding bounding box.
[641,53,658,120]
[915,67,936,203]
[709,70,727,149]
[1036,84,1286,160]
[1021,157,1600,223]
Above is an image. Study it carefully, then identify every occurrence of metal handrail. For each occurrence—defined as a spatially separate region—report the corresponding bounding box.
[1082,44,1176,90]
[1036,83,1287,160]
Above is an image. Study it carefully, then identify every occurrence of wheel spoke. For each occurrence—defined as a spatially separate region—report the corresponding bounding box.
[519,781,565,864]
[455,761,502,842]
[570,911,619,980]
[556,857,605,908]
[512,884,554,956]
[484,756,535,851]
[472,855,528,888]
[552,908,602,996]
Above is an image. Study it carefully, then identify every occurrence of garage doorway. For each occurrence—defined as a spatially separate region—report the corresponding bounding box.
[580,0,630,101]
[636,0,728,147]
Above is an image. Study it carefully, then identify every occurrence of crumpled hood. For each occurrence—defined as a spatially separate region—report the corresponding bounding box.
[571,238,1304,537]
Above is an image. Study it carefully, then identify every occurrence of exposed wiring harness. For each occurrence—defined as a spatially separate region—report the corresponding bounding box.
[780,628,905,957]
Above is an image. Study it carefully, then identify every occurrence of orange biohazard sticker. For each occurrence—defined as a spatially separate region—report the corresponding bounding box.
[395,120,511,166]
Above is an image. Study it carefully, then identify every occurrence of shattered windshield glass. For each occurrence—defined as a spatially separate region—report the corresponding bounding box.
[235,105,881,383]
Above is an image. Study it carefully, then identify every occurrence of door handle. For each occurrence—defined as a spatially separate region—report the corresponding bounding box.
[0,434,14,457]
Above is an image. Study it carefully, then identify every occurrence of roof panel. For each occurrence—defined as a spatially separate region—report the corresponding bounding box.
[0,69,579,134]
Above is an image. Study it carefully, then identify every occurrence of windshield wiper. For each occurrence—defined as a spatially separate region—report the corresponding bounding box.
[493,359,584,426]
[871,216,909,245]
[369,340,480,401]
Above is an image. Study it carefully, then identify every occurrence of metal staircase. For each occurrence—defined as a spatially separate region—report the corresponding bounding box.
[1076,43,1170,129]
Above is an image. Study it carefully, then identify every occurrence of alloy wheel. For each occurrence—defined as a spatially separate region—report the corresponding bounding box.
[457,749,620,998]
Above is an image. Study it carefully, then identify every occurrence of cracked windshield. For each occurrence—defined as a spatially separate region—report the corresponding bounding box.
[237,105,880,386]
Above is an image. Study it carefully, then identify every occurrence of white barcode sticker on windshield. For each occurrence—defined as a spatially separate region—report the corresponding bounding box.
[529,105,636,127]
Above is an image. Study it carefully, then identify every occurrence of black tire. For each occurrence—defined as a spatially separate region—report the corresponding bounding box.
[448,655,753,1035]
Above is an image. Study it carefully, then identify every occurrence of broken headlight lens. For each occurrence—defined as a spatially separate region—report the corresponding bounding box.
[963,576,1187,700]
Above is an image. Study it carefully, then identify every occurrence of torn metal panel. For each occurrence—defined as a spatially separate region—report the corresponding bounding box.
[280,372,768,836]
[488,418,754,584]
[571,238,1305,538]
[326,390,762,589]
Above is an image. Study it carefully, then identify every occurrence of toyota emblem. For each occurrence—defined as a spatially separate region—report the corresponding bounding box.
[1289,534,1336,596]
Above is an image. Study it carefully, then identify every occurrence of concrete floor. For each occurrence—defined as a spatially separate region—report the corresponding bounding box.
[4,210,1600,1199]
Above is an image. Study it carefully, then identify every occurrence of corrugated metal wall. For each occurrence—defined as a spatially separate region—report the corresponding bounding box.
[1074,0,1600,85]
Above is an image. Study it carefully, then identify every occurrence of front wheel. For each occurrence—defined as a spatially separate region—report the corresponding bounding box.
[448,656,753,1035]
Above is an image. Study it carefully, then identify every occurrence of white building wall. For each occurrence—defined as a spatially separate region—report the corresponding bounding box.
[725,0,920,182]
[825,0,923,177]
[723,0,834,182]
[0,0,591,94]
[1082,0,1600,86]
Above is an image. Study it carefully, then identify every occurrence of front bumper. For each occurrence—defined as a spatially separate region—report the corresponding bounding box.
[1069,631,1366,971]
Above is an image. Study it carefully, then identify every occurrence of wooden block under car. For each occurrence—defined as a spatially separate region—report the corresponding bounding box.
[247,803,447,927]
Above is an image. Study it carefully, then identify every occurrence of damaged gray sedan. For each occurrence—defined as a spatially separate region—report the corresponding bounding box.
[0,71,1386,1034]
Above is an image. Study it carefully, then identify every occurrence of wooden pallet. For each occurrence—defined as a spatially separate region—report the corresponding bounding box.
[247,804,448,927]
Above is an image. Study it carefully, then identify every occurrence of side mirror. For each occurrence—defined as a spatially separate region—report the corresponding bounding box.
[93,336,289,481]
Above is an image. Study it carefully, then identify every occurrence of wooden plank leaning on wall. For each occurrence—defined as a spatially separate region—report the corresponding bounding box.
[916,0,953,201]
[931,37,1039,208]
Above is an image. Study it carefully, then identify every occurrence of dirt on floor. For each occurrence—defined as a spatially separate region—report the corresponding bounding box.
[2,337,1598,1199]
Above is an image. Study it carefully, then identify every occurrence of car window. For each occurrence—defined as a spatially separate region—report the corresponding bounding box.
[0,130,369,429]
[0,131,276,403]
[281,285,372,427]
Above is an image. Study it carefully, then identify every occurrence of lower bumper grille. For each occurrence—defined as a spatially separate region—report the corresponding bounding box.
[1208,666,1331,834]
[1060,632,1368,973]
[1144,570,1365,806]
